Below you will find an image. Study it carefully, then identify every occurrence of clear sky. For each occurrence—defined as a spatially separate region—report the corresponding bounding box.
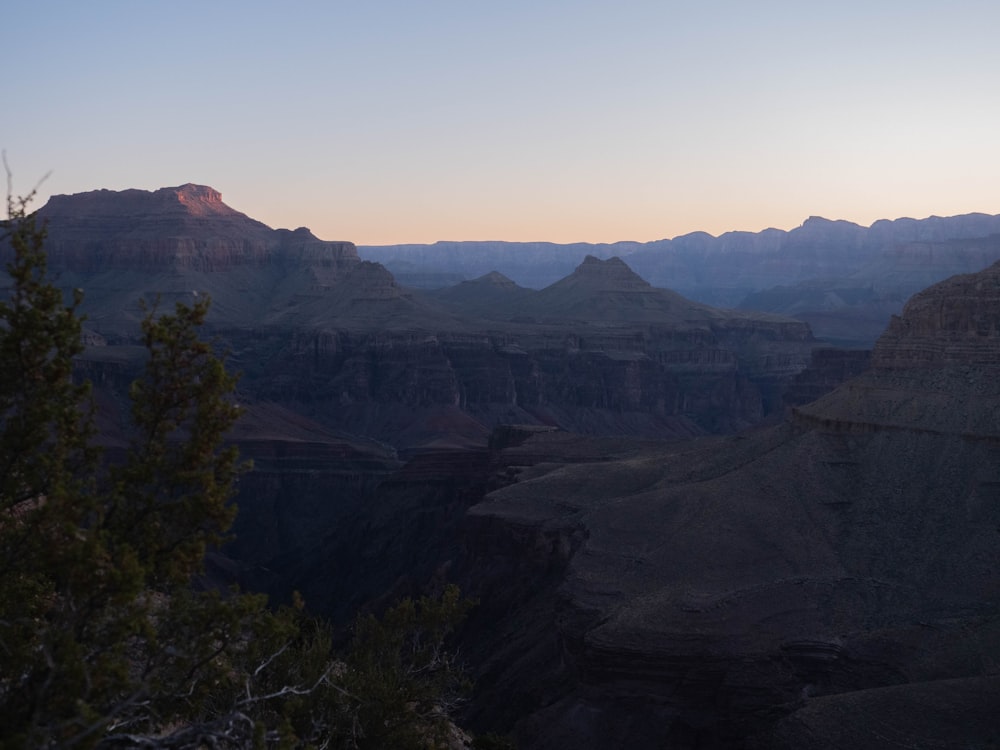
[3,1,999,245]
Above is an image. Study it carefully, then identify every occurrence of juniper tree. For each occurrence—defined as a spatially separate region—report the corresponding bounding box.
[0,183,270,748]
[0,185,483,749]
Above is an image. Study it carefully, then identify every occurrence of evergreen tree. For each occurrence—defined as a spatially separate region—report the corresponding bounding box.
[0,185,267,748]
[0,185,488,748]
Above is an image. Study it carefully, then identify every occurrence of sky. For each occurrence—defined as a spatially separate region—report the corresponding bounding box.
[3,1,1000,245]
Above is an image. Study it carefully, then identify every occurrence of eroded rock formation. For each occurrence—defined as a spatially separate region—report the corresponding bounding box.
[795,259,1000,436]
[39,184,358,273]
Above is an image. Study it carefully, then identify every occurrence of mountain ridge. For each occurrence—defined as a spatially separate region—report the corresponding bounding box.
[360,210,1000,346]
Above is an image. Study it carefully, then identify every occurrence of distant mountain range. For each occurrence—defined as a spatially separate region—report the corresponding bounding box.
[360,213,1000,346]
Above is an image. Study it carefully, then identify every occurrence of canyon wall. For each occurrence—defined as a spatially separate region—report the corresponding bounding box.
[32,185,819,448]
[452,259,1000,748]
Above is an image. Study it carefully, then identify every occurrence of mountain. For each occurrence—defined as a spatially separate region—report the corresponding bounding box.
[360,212,1000,346]
[360,239,644,289]
[453,260,1000,749]
[425,271,535,319]
[33,183,453,334]
[24,184,820,451]
[430,255,793,327]
[522,255,706,323]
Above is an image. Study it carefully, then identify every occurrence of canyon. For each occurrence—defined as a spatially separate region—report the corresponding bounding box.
[13,184,1000,747]
[459,260,1000,746]
[35,184,818,448]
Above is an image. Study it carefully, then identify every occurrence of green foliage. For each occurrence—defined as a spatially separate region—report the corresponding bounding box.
[106,296,243,588]
[0,185,487,748]
[0,189,258,748]
[340,585,477,749]
[209,586,476,749]
[1,187,105,747]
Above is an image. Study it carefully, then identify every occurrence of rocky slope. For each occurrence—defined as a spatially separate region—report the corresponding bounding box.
[456,261,1000,748]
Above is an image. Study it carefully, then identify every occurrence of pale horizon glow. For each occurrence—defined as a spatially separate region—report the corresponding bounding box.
[4,1,999,246]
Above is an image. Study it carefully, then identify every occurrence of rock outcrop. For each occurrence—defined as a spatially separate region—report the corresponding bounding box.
[794,259,1000,436]
[25,185,375,334]
[39,184,359,273]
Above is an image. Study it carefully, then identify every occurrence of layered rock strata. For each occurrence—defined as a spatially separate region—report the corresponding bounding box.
[36,185,819,447]
[794,259,1000,436]
[38,184,358,273]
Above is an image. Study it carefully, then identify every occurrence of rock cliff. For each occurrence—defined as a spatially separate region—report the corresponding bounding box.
[230,254,815,447]
[26,185,370,333]
[39,184,359,273]
[794,259,1000,436]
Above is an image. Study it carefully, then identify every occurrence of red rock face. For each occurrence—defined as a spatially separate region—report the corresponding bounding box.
[36,184,359,273]
[43,183,230,218]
